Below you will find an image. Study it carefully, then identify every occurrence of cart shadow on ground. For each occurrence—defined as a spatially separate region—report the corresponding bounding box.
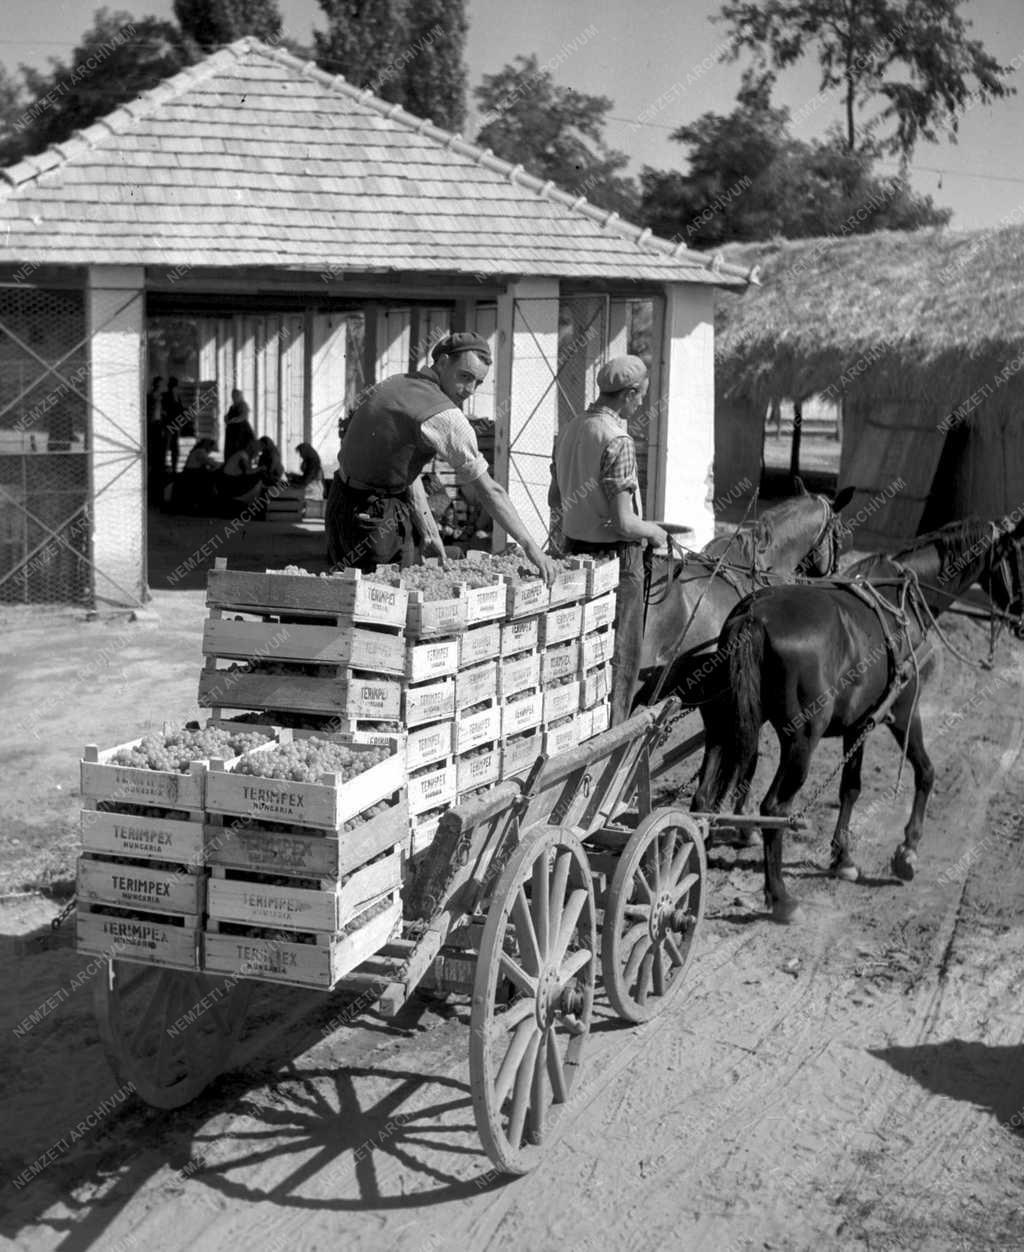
[869,1039,1024,1132]
[0,966,513,1252]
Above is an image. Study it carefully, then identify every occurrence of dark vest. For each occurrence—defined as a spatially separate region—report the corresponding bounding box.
[340,372,452,491]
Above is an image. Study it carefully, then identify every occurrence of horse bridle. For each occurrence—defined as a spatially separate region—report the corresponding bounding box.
[794,494,845,577]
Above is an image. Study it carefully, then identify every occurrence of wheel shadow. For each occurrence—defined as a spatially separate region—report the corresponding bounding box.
[870,1038,1024,1131]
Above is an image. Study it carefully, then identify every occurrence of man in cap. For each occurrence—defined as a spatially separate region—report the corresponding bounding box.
[550,355,669,724]
[326,331,557,584]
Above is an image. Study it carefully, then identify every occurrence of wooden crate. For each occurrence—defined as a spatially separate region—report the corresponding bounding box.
[404,677,455,728]
[409,811,444,859]
[406,636,460,682]
[456,744,501,793]
[408,760,457,816]
[207,561,408,629]
[80,806,206,866]
[580,704,610,739]
[199,666,403,722]
[77,854,205,916]
[582,591,616,636]
[406,588,469,638]
[464,577,506,625]
[460,621,501,666]
[581,663,613,709]
[455,704,502,755]
[457,660,499,708]
[498,652,541,700]
[202,896,402,989]
[206,731,404,832]
[549,566,588,608]
[501,615,540,657]
[570,555,620,599]
[207,848,402,933]
[501,690,545,738]
[542,715,583,758]
[580,627,616,673]
[203,615,406,676]
[541,602,583,647]
[501,729,541,779]
[265,488,306,518]
[505,577,549,620]
[406,720,454,771]
[81,743,206,811]
[542,640,580,684]
[544,678,581,724]
[205,798,408,880]
[77,903,201,970]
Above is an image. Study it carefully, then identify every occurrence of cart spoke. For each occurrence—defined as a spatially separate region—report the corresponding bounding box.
[623,932,654,991]
[665,933,686,967]
[660,830,678,884]
[618,921,649,955]
[548,852,572,943]
[495,1017,538,1109]
[652,941,667,997]
[670,871,700,903]
[507,1032,541,1152]
[527,1033,547,1145]
[497,996,537,1034]
[635,868,655,905]
[546,1029,568,1103]
[636,949,656,1005]
[557,947,593,986]
[511,888,542,976]
[622,903,651,921]
[531,855,550,960]
[550,887,588,970]
[499,952,538,999]
[668,839,694,886]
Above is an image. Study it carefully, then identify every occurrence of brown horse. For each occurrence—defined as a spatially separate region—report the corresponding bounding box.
[636,483,853,707]
[692,517,1024,922]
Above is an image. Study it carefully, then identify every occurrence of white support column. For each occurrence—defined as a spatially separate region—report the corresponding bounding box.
[657,283,716,547]
[87,265,146,606]
[493,277,559,552]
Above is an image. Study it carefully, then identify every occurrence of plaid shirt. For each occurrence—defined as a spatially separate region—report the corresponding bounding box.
[600,432,639,500]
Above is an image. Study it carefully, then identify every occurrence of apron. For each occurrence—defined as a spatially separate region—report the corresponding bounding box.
[325,472,420,572]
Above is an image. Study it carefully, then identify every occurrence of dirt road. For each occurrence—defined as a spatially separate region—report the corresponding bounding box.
[2,604,1023,1252]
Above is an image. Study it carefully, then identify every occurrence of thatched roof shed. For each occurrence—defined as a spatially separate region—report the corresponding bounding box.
[714,227,1024,548]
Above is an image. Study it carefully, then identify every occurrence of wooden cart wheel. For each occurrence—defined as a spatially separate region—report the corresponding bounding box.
[95,959,251,1109]
[601,809,706,1024]
[470,825,596,1175]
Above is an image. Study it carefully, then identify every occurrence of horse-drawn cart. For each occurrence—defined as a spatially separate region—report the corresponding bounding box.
[89,695,809,1175]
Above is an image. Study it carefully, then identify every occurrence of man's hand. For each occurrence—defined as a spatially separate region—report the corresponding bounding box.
[422,532,450,568]
[527,547,559,587]
[645,522,669,550]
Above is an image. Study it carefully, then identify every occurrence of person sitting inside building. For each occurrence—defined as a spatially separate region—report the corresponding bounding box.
[171,437,221,514]
[288,442,324,497]
[219,437,264,510]
[256,435,286,487]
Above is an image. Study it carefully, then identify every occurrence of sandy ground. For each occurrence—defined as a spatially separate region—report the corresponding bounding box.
[2,592,1024,1252]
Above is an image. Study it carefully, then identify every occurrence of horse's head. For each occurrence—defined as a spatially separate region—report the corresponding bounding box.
[793,485,854,578]
[986,515,1024,635]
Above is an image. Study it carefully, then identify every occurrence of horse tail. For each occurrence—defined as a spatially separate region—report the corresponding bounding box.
[728,612,766,775]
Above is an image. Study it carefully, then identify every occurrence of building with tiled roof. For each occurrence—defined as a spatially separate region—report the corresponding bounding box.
[0,38,755,607]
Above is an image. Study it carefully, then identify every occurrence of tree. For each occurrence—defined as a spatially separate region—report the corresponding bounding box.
[716,0,1015,158]
[173,0,282,50]
[640,75,950,245]
[13,10,195,164]
[398,0,467,132]
[0,64,28,167]
[314,0,413,104]
[474,54,639,218]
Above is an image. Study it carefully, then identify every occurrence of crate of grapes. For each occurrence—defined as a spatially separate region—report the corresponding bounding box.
[570,555,620,600]
[198,663,403,723]
[460,620,501,667]
[463,551,549,619]
[202,614,407,678]
[206,560,408,629]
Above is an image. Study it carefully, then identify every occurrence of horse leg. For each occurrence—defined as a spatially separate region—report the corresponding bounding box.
[829,729,867,883]
[887,700,934,882]
[733,750,761,847]
[760,729,818,924]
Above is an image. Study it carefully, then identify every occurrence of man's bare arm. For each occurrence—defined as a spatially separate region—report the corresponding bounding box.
[470,473,557,585]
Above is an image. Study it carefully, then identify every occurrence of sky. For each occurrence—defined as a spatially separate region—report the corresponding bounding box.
[4,0,1024,231]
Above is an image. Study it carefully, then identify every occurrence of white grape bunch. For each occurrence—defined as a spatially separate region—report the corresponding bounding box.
[232,737,391,784]
[110,727,271,772]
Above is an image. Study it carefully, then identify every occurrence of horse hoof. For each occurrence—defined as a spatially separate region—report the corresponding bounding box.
[892,848,917,882]
[831,863,860,883]
[770,899,803,925]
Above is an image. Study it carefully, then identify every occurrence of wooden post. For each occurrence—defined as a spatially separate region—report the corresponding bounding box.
[789,397,803,485]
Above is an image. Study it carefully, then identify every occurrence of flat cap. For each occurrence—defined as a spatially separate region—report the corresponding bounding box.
[431,331,493,365]
[596,355,648,393]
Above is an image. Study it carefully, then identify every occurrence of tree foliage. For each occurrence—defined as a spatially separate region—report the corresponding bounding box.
[474,54,639,218]
[173,0,282,51]
[7,9,195,165]
[398,0,467,132]
[716,0,1016,157]
[640,75,950,244]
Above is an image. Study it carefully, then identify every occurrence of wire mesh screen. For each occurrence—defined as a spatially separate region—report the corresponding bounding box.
[557,295,607,435]
[0,286,90,604]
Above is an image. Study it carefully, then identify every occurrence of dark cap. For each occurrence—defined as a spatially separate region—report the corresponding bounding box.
[596,355,648,394]
[431,331,493,366]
